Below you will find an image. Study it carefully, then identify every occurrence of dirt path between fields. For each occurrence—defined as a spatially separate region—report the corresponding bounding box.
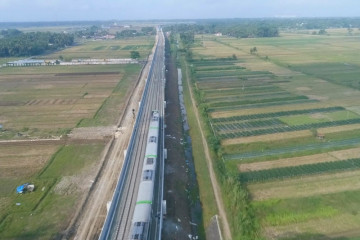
[184,63,232,240]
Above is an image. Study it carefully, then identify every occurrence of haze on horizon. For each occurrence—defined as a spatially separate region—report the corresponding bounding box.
[1,0,360,22]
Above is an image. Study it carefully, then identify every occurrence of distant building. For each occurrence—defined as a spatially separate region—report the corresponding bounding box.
[215,32,222,36]
[6,59,45,67]
[6,59,56,67]
[104,34,115,39]
[317,133,325,140]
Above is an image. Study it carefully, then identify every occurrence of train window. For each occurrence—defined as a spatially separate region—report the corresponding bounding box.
[146,157,154,165]
[149,136,157,143]
[152,115,159,121]
[142,170,153,181]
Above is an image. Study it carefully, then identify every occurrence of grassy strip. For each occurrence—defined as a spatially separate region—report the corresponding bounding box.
[239,158,360,183]
[212,106,345,123]
[225,136,360,162]
[208,99,318,112]
[209,95,307,108]
[254,189,360,227]
[219,118,360,139]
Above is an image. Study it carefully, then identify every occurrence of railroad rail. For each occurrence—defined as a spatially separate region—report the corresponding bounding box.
[99,27,165,240]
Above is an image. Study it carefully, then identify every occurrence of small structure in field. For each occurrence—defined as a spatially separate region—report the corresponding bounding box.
[16,183,35,194]
[317,133,325,140]
[6,59,45,67]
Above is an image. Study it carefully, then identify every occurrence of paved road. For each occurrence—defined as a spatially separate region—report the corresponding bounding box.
[99,28,165,240]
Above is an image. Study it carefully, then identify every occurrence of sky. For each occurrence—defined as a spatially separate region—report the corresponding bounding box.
[0,0,359,22]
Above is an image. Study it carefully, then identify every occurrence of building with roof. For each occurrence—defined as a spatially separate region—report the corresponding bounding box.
[6,59,45,67]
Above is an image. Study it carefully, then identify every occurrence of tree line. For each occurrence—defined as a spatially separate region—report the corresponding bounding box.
[164,21,279,38]
[115,27,156,38]
[164,17,360,39]
[0,30,74,57]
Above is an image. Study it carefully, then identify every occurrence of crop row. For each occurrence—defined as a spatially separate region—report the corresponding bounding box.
[219,117,360,139]
[225,137,360,161]
[205,92,292,104]
[212,106,344,123]
[214,119,284,132]
[209,95,307,108]
[198,80,275,91]
[204,85,281,95]
[190,58,236,65]
[195,66,245,72]
[239,158,360,183]
[196,71,273,79]
[208,99,317,112]
[192,61,235,67]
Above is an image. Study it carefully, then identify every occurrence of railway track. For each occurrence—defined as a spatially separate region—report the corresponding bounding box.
[99,28,165,240]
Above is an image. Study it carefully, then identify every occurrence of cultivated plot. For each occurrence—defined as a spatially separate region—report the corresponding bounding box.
[189,29,360,239]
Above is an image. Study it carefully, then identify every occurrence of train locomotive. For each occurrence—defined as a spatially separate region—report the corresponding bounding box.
[130,110,160,240]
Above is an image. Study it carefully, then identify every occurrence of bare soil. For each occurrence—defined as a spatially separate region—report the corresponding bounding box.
[68,126,117,140]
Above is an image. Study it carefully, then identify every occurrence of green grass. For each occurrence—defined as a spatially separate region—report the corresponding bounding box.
[266,206,338,226]
[239,158,360,183]
[280,110,360,126]
[290,63,360,90]
[254,189,360,227]
[78,64,141,127]
[0,194,77,239]
[0,143,105,239]
[93,46,106,51]
[39,144,104,178]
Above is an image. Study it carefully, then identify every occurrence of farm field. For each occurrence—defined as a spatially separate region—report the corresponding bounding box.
[43,36,154,60]
[0,64,141,139]
[0,142,105,239]
[186,29,360,239]
[0,29,148,238]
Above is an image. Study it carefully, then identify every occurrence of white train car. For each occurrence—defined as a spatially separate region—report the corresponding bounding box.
[130,110,160,240]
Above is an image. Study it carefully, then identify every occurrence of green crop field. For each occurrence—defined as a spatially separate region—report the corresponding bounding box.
[183,28,360,239]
